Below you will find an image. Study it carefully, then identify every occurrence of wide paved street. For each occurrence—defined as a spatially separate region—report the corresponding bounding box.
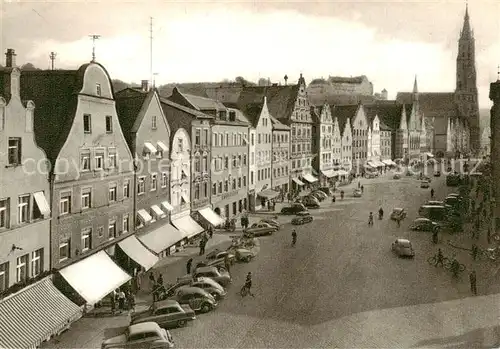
[166,170,500,348]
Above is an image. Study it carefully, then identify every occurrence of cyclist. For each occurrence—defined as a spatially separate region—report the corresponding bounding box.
[435,248,444,267]
[292,230,297,246]
[451,258,461,277]
[242,272,254,297]
[378,207,384,220]
[368,212,374,226]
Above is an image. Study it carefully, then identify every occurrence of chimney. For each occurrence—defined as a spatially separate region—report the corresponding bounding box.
[141,80,149,92]
[5,49,16,68]
[284,75,288,86]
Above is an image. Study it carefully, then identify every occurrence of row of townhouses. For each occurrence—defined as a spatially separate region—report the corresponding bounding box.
[0,49,464,347]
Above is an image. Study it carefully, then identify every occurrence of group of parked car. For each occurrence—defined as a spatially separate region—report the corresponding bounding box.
[102,235,265,349]
[280,188,331,225]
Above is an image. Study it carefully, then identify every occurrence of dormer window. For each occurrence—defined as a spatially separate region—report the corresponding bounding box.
[219,111,227,120]
[96,83,101,96]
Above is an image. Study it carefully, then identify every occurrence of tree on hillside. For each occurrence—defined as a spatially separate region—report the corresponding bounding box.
[21,63,41,71]
[235,76,256,86]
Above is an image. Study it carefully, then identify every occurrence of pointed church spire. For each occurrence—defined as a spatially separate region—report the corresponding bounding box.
[413,75,418,93]
[460,2,471,39]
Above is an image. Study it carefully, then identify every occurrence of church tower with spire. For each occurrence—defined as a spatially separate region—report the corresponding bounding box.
[455,3,480,153]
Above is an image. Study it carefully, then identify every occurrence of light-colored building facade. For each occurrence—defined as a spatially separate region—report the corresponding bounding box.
[271,116,290,194]
[331,105,354,176]
[115,84,177,259]
[350,105,369,171]
[21,61,135,269]
[332,114,342,168]
[210,107,250,219]
[312,104,335,185]
[380,124,392,160]
[167,88,213,216]
[0,56,52,290]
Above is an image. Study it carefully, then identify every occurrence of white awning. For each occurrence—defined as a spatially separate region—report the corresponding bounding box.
[302,174,318,183]
[161,201,174,212]
[321,170,336,178]
[33,191,51,216]
[389,160,398,166]
[338,170,349,176]
[137,209,153,224]
[364,163,375,169]
[0,277,81,349]
[198,207,225,227]
[157,141,168,152]
[139,224,186,254]
[144,142,157,153]
[292,178,305,186]
[59,251,131,305]
[118,236,158,271]
[331,170,340,177]
[426,152,434,158]
[151,205,165,218]
[382,160,392,166]
[258,189,280,199]
[172,215,205,239]
[181,194,190,204]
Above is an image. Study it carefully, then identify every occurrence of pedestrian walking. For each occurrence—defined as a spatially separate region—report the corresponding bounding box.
[358,181,361,189]
[117,289,126,312]
[127,291,135,312]
[396,218,401,227]
[430,188,435,198]
[186,258,193,274]
[432,228,438,244]
[224,255,231,273]
[109,291,116,315]
[199,239,206,255]
[157,273,164,288]
[148,273,155,289]
[208,226,213,239]
[471,244,479,260]
[469,270,477,295]
[361,185,364,193]
[152,282,159,302]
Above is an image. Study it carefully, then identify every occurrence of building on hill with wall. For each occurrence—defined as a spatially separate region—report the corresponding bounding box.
[397,5,477,157]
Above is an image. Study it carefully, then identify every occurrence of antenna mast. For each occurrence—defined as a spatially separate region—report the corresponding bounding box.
[49,52,57,70]
[149,17,153,89]
[89,34,101,62]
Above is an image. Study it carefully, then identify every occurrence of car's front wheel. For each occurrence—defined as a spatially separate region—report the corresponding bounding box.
[177,319,187,327]
[201,303,212,313]
[211,292,221,301]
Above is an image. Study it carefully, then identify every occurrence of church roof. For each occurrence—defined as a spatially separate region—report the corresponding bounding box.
[395,92,457,118]
[308,94,377,107]
[363,103,404,130]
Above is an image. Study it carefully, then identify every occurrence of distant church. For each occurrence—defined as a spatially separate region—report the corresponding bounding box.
[396,4,480,157]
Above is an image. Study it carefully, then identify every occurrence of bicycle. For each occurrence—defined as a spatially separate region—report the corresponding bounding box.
[479,247,500,261]
[427,255,451,267]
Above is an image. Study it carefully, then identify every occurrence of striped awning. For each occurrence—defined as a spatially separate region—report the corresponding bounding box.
[0,277,81,349]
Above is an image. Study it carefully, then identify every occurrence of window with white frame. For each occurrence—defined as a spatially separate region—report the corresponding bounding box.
[59,239,70,261]
[16,254,28,283]
[151,173,157,191]
[8,137,21,165]
[105,115,112,133]
[83,114,91,133]
[18,194,30,224]
[81,228,91,252]
[0,198,9,229]
[95,151,104,170]
[81,188,92,210]
[59,191,71,216]
[137,177,146,195]
[97,226,104,237]
[0,262,8,292]
[108,148,117,168]
[152,115,157,129]
[161,172,167,188]
[123,215,129,233]
[80,149,91,171]
[30,248,43,277]
[123,179,130,198]
[108,184,117,202]
[108,220,117,239]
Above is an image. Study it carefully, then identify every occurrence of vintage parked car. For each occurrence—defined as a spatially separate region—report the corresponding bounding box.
[291,213,313,225]
[226,247,256,263]
[317,187,333,195]
[177,266,232,287]
[393,174,401,180]
[182,277,226,301]
[311,191,328,201]
[365,172,377,179]
[281,203,307,215]
[420,180,430,188]
[170,287,217,313]
[302,196,320,208]
[409,217,440,232]
[244,222,277,237]
[390,208,407,220]
[130,300,196,329]
[101,322,174,349]
[205,250,236,268]
[296,210,311,217]
[392,239,415,258]
[353,189,363,197]
[258,218,280,229]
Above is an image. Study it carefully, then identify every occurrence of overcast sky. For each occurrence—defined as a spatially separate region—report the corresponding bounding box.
[1,0,499,107]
